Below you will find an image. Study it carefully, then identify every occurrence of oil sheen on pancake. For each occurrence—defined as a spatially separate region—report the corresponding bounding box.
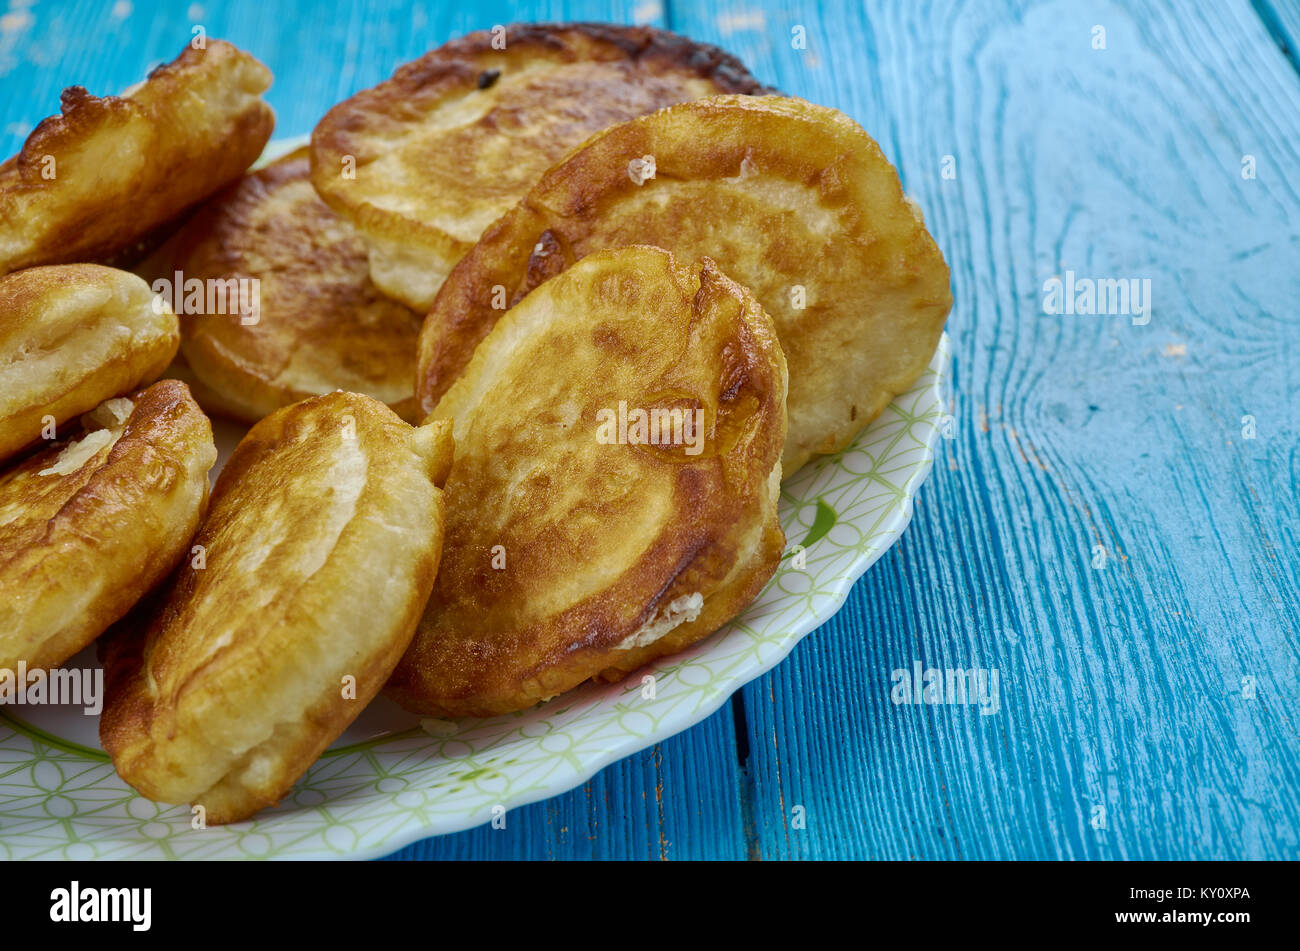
[0,264,179,463]
[416,94,953,474]
[100,393,453,824]
[0,381,216,672]
[171,148,423,423]
[0,40,274,276]
[387,246,787,718]
[309,23,772,312]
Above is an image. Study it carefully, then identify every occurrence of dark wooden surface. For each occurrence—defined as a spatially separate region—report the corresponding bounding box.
[2,0,1297,859]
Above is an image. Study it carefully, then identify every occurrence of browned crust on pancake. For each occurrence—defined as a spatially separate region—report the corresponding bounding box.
[313,23,773,168]
[315,22,772,168]
[171,148,423,423]
[0,380,216,670]
[387,247,787,718]
[0,264,180,463]
[0,40,274,274]
[415,94,953,473]
[309,23,775,311]
[100,394,452,823]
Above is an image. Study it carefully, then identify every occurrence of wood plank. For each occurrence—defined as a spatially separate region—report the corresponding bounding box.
[670,0,1300,859]
[1254,0,1300,73]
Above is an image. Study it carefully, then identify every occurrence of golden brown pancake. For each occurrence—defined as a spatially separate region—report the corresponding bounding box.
[100,392,453,824]
[310,23,772,312]
[416,94,953,474]
[0,40,274,276]
[170,148,423,424]
[387,246,787,718]
[0,264,179,463]
[0,381,215,672]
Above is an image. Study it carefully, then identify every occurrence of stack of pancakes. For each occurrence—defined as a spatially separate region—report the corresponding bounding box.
[0,24,951,822]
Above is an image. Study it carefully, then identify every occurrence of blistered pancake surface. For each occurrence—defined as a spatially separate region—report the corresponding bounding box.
[172,148,423,423]
[310,23,772,311]
[0,40,274,275]
[416,94,953,473]
[0,380,216,671]
[100,392,453,824]
[0,264,179,462]
[388,246,787,718]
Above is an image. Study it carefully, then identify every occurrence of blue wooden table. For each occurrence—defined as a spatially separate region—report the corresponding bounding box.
[3,0,1298,860]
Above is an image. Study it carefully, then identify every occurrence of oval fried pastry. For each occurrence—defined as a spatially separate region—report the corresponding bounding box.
[0,264,179,462]
[0,380,216,672]
[310,23,772,312]
[387,246,787,718]
[172,148,423,423]
[100,393,454,824]
[0,40,274,275]
[416,94,953,474]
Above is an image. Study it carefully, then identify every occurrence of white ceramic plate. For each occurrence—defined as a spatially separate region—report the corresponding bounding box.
[0,137,950,857]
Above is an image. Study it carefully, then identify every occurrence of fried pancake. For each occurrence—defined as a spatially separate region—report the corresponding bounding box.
[100,393,454,824]
[387,246,787,718]
[171,148,423,424]
[310,23,772,311]
[0,40,274,276]
[0,265,179,462]
[416,94,953,474]
[0,381,215,672]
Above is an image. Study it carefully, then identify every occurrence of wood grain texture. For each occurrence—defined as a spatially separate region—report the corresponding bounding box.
[1255,0,1300,70]
[2,0,1297,859]
[671,0,1300,859]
